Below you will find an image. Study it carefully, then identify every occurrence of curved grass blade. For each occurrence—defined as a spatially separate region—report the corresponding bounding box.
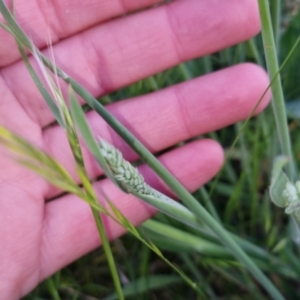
[69,89,127,193]
[0,126,111,213]
[106,199,202,296]
[103,275,182,300]
[17,43,63,127]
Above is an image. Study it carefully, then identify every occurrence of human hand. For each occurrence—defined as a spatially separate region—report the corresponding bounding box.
[0,0,270,298]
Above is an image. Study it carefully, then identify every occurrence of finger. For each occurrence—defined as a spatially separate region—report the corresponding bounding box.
[0,0,163,66]
[43,63,270,199]
[1,0,261,127]
[40,139,223,280]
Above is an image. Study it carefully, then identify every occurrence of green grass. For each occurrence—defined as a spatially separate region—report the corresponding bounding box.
[2,1,299,299]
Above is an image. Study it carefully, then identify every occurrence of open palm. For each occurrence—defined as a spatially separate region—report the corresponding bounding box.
[0,0,270,298]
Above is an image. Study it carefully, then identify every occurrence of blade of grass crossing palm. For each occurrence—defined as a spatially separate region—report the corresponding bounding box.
[69,89,127,192]
[0,22,13,34]
[17,43,64,127]
[0,4,32,49]
[0,126,74,180]
[0,126,113,211]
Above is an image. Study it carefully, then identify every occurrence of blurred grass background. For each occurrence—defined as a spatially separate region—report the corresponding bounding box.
[23,1,300,299]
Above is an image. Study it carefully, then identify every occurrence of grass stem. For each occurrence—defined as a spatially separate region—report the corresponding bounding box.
[258,0,295,180]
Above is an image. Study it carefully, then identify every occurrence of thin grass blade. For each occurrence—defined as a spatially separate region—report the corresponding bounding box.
[69,89,126,192]
[103,275,182,300]
[17,43,63,127]
[106,199,200,294]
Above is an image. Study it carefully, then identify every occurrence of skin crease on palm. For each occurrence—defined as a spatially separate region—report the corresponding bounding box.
[0,0,272,298]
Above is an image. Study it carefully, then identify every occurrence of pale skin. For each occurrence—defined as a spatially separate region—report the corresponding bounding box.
[0,0,271,298]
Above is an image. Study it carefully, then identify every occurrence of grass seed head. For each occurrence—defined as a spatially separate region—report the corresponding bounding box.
[98,138,156,196]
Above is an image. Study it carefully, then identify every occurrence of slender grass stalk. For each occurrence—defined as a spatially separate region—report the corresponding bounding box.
[45,277,61,300]
[270,0,281,51]
[246,38,263,66]
[180,253,216,299]
[145,76,159,91]
[201,56,213,74]
[208,132,237,185]
[178,63,192,80]
[17,44,64,127]
[0,3,286,298]
[77,170,125,300]
[235,122,260,231]
[232,43,244,64]
[102,275,184,300]
[258,0,295,180]
[198,187,221,223]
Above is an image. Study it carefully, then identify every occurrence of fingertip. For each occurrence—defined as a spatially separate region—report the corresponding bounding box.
[236,63,271,114]
[166,0,262,60]
[181,139,224,191]
[242,0,261,37]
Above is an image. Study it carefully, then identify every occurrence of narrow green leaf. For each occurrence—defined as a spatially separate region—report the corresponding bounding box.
[106,199,198,292]
[16,159,84,195]
[17,43,64,127]
[103,275,182,300]
[142,220,229,258]
[0,21,12,33]
[0,126,73,180]
[130,190,200,228]
[69,89,127,193]
[0,125,112,213]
